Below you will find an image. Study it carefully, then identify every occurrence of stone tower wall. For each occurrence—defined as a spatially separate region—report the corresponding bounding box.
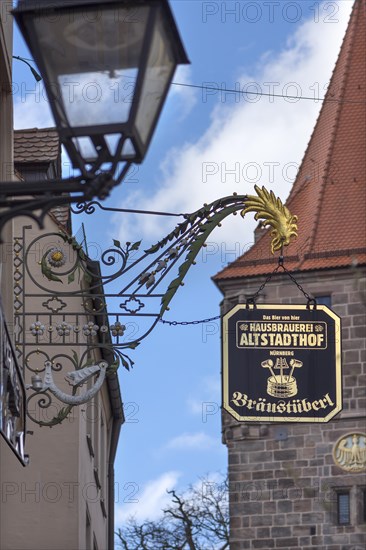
[221,266,366,549]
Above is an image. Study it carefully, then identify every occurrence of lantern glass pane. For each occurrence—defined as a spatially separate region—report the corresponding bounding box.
[105,133,122,156]
[121,138,136,157]
[72,136,97,161]
[29,6,150,128]
[134,11,175,145]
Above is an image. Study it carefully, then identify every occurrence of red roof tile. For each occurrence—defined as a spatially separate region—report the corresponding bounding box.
[14,127,60,164]
[13,127,70,231]
[215,0,366,282]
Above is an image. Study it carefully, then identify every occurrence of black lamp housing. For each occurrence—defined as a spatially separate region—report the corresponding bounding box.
[13,0,189,175]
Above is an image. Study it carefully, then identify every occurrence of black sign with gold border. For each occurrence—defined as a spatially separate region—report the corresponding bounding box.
[222,304,342,422]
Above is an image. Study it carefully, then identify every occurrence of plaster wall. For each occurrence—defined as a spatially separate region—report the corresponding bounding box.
[1,216,113,550]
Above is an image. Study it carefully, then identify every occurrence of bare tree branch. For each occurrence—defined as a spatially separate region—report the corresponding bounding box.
[116,474,229,550]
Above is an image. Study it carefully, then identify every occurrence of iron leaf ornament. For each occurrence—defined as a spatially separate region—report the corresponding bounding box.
[33,185,299,347]
[20,187,298,427]
[159,186,298,315]
[28,186,297,369]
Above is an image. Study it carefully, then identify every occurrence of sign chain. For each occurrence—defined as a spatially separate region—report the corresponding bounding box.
[160,255,316,325]
[280,264,316,308]
[247,256,316,309]
[246,264,282,308]
[159,315,220,326]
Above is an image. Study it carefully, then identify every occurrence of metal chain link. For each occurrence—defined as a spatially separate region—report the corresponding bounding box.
[247,264,282,307]
[161,256,316,324]
[280,264,315,305]
[159,315,220,326]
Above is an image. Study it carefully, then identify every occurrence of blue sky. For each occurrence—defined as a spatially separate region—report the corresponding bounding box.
[12,0,354,526]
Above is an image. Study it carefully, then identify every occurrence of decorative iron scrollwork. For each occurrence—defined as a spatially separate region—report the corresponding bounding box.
[28,361,107,406]
[15,187,298,427]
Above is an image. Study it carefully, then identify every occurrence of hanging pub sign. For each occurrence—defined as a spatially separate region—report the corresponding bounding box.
[222,304,342,423]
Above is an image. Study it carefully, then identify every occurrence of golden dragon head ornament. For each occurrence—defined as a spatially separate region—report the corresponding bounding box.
[241,185,298,254]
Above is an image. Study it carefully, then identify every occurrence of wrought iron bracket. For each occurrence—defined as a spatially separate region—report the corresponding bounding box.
[12,185,298,429]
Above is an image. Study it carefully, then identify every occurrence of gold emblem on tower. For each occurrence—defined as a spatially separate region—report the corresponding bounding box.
[333,433,366,472]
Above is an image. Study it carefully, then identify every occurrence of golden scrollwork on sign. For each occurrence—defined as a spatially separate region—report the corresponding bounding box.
[333,433,366,472]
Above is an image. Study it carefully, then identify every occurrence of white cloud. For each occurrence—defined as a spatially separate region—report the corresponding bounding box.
[164,431,218,451]
[13,1,353,255]
[187,374,221,416]
[115,470,181,523]
[191,470,227,497]
[187,397,205,415]
[113,0,354,247]
[13,84,54,129]
[115,470,227,526]
[170,64,198,121]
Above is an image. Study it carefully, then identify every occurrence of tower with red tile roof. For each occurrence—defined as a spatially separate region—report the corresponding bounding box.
[214,1,366,548]
[215,0,365,282]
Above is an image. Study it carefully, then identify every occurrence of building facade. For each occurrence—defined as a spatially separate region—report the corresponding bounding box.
[1,139,123,550]
[214,1,366,548]
[0,4,123,546]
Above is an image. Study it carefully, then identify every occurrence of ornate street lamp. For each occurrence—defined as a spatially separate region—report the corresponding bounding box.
[0,0,189,236]
[1,0,188,462]
[13,0,188,171]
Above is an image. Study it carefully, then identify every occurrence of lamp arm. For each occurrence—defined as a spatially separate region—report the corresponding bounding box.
[0,173,115,242]
[13,55,42,82]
